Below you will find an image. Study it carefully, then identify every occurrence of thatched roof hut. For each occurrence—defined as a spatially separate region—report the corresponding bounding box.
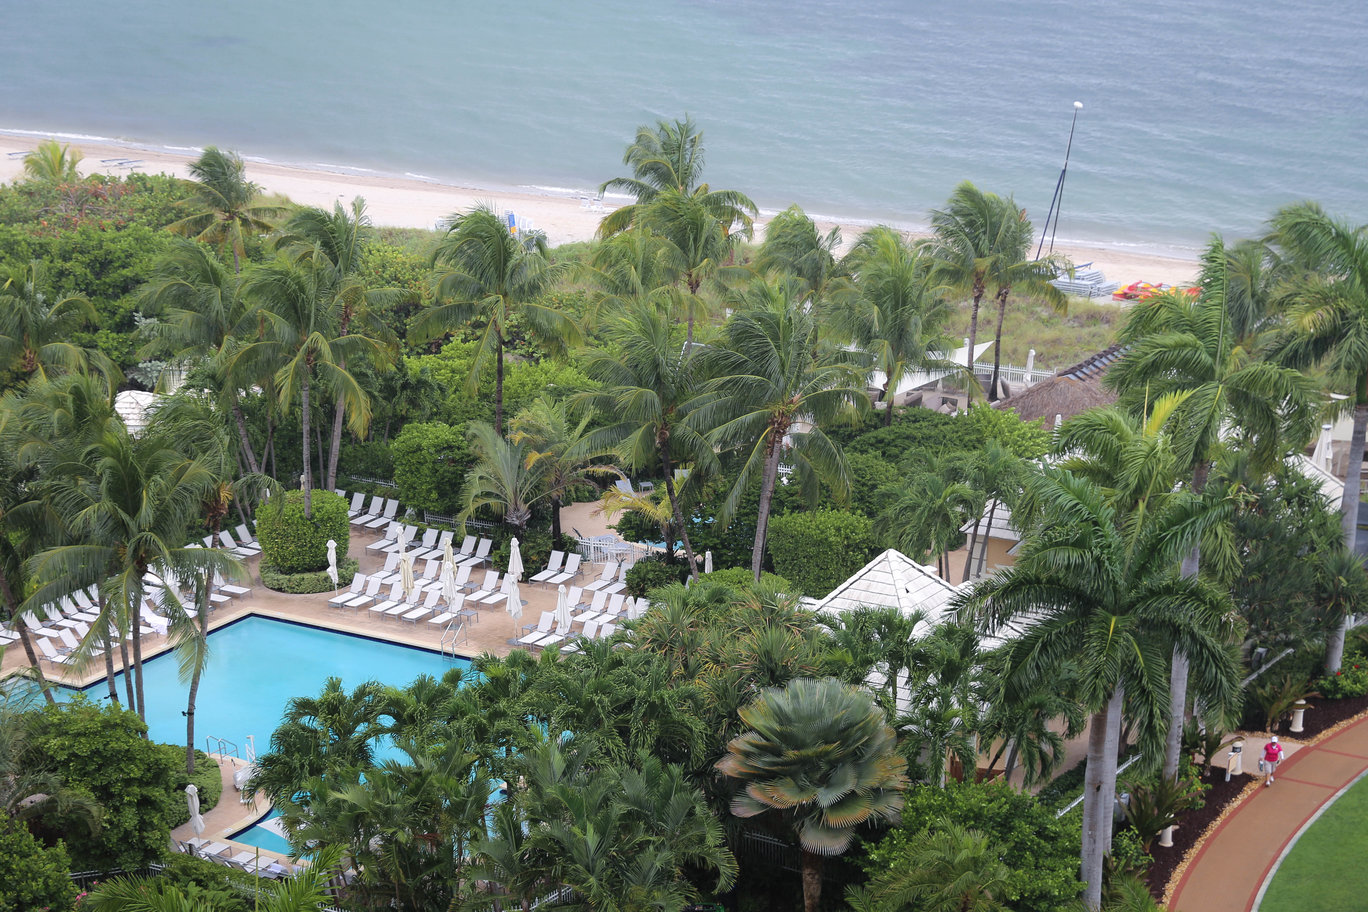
[995,343,1124,424]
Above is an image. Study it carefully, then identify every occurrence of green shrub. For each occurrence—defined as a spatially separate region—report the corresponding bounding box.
[391,421,474,516]
[339,438,394,481]
[491,529,552,576]
[766,509,878,597]
[255,489,350,573]
[862,782,1080,912]
[162,748,223,827]
[1315,663,1368,700]
[703,567,796,595]
[260,557,358,594]
[25,697,176,871]
[149,852,256,910]
[0,820,77,912]
[625,555,688,596]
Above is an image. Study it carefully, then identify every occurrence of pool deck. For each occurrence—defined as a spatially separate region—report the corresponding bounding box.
[2,522,607,865]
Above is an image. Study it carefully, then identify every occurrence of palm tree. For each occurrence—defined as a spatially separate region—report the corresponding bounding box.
[928,182,1026,376]
[21,139,81,183]
[980,212,1068,401]
[958,468,1240,911]
[847,824,1011,912]
[717,676,907,912]
[410,204,574,436]
[898,623,985,787]
[587,228,683,319]
[1267,203,1368,668]
[460,422,548,532]
[835,227,958,425]
[510,395,621,546]
[755,205,844,304]
[27,426,241,722]
[87,846,343,912]
[167,146,282,272]
[978,657,1084,787]
[138,237,262,472]
[702,280,868,579]
[233,248,393,516]
[877,459,982,580]
[578,299,716,579]
[278,197,405,490]
[1105,238,1317,767]
[0,261,108,383]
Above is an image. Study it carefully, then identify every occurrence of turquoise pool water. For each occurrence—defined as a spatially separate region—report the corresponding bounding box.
[92,616,463,852]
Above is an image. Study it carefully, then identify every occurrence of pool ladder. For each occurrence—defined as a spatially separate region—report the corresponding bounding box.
[205,735,240,759]
[441,618,468,659]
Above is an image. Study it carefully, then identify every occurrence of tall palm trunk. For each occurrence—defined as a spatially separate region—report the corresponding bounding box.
[494,334,505,437]
[550,494,563,548]
[965,274,985,374]
[186,577,210,775]
[1081,686,1124,911]
[301,370,313,517]
[800,849,824,912]
[988,285,1011,401]
[973,499,1001,578]
[1327,399,1368,672]
[882,379,895,426]
[962,514,984,583]
[120,635,135,709]
[0,564,53,703]
[231,399,260,475]
[751,430,785,581]
[658,437,699,581]
[326,365,347,492]
[104,628,119,703]
[1165,460,1208,778]
[131,607,147,721]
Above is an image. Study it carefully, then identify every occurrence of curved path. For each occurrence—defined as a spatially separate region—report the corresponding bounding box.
[1169,713,1368,912]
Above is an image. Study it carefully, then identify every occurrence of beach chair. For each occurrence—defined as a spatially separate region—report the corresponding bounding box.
[415,529,453,562]
[384,587,423,619]
[37,637,76,666]
[561,619,599,654]
[427,592,467,627]
[363,498,400,530]
[574,590,608,623]
[341,575,384,610]
[603,564,629,595]
[234,523,258,547]
[410,528,440,556]
[368,582,405,619]
[565,585,586,611]
[547,553,581,586]
[460,538,493,568]
[517,612,554,645]
[530,551,565,584]
[455,534,477,556]
[366,521,403,552]
[402,589,441,623]
[598,622,617,639]
[219,530,260,558]
[467,570,502,603]
[447,563,474,593]
[346,492,367,516]
[605,593,626,617]
[584,561,619,593]
[202,535,216,549]
[21,612,60,638]
[372,552,402,585]
[352,494,384,526]
[328,574,366,607]
[381,524,421,553]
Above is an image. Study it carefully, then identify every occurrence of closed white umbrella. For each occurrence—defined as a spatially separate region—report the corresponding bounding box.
[185,783,205,839]
[399,551,415,599]
[704,550,713,574]
[443,539,456,572]
[397,524,414,550]
[441,556,459,608]
[326,539,339,588]
[505,577,523,639]
[554,584,572,634]
[507,537,525,583]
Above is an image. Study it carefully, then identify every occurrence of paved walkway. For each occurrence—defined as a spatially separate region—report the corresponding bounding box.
[1169,714,1368,912]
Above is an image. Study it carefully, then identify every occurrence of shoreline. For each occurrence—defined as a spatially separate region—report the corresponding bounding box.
[0,129,1200,287]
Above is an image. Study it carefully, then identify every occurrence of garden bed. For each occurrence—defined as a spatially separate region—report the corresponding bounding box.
[1286,693,1368,741]
[1145,768,1249,897]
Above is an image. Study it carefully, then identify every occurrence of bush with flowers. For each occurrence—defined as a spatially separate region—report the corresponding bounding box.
[1315,663,1368,700]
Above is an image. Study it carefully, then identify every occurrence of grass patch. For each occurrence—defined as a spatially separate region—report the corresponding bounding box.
[1261,773,1368,912]
[948,294,1122,370]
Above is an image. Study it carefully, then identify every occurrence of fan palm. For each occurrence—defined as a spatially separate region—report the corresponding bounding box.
[461,421,549,532]
[233,248,393,516]
[410,204,574,436]
[1266,203,1368,668]
[577,299,716,578]
[958,468,1240,911]
[701,279,868,579]
[166,146,282,272]
[138,237,263,471]
[0,260,109,384]
[835,226,959,424]
[510,395,621,545]
[21,139,82,184]
[717,676,907,912]
[87,846,343,912]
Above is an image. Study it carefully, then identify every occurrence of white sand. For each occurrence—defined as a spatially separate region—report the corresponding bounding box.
[0,133,1199,287]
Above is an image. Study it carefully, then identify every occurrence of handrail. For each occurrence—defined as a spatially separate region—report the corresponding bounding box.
[441,619,468,659]
[205,735,240,760]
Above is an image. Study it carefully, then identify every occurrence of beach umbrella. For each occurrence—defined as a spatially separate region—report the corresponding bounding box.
[397,524,414,551]
[185,783,204,839]
[505,577,523,639]
[554,584,572,634]
[704,550,713,574]
[400,551,415,598]
[441,556,459,608]
[443,539,456,573]
[326,539,339,588]
[507,537,525,583]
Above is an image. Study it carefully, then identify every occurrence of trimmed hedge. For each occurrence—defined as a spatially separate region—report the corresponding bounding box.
[703,567,795,595]
[391,421,474,516]
[261,557,358,594]
[766,509,878,597]
[256,489,350,573]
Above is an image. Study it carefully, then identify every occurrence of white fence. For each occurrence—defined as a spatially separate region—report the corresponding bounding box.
[571,536,655,565]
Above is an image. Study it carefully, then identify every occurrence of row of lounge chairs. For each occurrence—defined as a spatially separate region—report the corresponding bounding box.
[347,493,400,529]
[176,839,300,879]
[202,524,262,559]
[366,526,493,567]
[515,593,648,650]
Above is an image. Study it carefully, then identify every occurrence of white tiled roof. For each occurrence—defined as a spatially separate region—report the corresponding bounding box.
[812,549,960,630]
[959,499,1021,543]
[1292,453,1344,509]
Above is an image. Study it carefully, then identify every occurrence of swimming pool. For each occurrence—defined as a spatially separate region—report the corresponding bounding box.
[94,616,464,852]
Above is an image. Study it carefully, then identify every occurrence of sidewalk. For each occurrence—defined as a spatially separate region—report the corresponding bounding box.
[1168,714,1368,912]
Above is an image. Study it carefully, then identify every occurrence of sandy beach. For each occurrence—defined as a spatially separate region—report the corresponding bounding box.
[0,133,1199,287]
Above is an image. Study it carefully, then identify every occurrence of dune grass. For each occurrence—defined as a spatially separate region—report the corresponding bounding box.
[948,294,1122,371]
[1260,773,1368,912]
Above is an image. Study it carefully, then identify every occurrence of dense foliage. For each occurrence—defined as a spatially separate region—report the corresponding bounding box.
[390,420,474,515]
[256,488,350,574]
[0,820,78,912]
[767,509,878,595]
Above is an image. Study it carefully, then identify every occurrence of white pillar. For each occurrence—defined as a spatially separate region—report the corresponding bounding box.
[1025,349,1037,386]
[1290,700,1308,733]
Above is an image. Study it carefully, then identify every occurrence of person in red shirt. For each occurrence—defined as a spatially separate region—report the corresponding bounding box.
[1263,736,1285,786]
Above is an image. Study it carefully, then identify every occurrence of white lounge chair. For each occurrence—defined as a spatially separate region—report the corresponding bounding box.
[328,575,366,607]
[584,561,619,593]
[427,593,467,627]
[351,494,385,526]
[37,637,75,666]
[530,551,565,584]
[234,523,258,547]
[402,590,441,623]
[362,498,400,530]
[517,612,554,645]
[459,538,493,568]
[547,553,582,586]
[346,492,367,516]
[368,582,405,619]
[467,570,502,603]
[341,576,384,610]
[574,591,608,623]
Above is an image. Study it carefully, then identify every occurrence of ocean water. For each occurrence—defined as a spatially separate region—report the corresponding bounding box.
[3,1,1366,252]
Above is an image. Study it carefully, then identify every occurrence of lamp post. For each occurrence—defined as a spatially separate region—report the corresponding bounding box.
[1035,101,1083,260]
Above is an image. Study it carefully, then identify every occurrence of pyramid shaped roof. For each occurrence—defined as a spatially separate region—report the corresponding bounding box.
[812,549,959,629]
